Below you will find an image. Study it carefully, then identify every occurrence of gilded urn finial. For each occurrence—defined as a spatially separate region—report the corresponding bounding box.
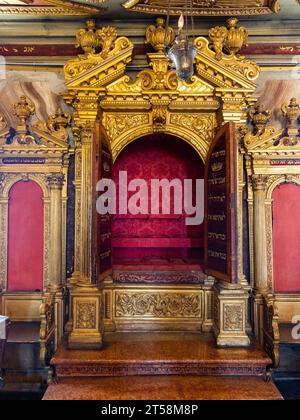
[12,95,36,144]
[248,104,271,135]
[146,18,175,54]
[281,97,300,139]
[225,18,248,55]
[76,19,99,55]
[14,95,35,131]
[209,17,248,60]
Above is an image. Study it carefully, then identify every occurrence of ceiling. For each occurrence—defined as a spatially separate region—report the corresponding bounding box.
[0,0,299,21]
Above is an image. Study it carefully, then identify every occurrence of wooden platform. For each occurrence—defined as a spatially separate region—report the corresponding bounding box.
[52,333,272,378]
[43,376,282,400]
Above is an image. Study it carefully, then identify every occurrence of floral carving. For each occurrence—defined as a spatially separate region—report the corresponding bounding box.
[104,114,149,141]
[76,302,97,329]
[116,293,202,318]
[223,304,243,331]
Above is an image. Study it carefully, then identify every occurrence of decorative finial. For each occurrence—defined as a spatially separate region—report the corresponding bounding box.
[14,95,35,128]
[48,107,71,131]
[146,18,175,54]
[248,104,272,135]
[225,18,248,55]
[209,17,248,60]
[76,19,99,55]
[209,26,227,61]
[281,98,300,136]
[12,96,36,144]
[75,20,117,58]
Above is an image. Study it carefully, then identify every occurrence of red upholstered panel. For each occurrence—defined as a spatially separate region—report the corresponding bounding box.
[273,183,300,293]
[112,135,204,264]
[7,181,44,292]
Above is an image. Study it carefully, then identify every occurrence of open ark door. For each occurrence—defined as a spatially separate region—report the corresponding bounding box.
[205,122,238,284]
[92,121,113,284]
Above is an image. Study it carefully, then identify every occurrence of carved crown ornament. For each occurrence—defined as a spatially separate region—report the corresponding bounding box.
[63,18,261,160]
[243,98,300,154]
[0,96,72,156]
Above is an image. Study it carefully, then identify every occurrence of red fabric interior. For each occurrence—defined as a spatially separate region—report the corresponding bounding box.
[112,134,204,270]
[273,183,300,293]
[7,181,44,292]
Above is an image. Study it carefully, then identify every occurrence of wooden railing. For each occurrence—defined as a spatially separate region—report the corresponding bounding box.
[39,292,56,368]
[262,294,280,369]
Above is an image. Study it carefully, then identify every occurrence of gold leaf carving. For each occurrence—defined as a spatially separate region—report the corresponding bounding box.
[223,304,243,331]
[116,293,202,318]
[170,114,215,145]
[76,302,97,329]
[104,114,149,141]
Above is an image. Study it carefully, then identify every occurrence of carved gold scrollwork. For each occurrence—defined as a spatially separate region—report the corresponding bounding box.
[223,304,243,332]
[76,302,97,329]
[116,293,202,318]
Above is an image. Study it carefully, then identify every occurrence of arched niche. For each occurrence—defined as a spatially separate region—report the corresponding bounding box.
[111,133,205,276]
[7,180,44,292]
[272,182,300,293]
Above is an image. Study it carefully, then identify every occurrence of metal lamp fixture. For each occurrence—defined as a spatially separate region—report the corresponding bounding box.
[165,0,198,82]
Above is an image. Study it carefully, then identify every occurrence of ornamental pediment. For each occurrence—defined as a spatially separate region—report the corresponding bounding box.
[64,18,260,99]
[0,97,71,155]
[244,99,300,155]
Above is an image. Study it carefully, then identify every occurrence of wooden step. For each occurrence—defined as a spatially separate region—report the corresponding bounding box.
[43,376,283,400]
[52,333,271,379]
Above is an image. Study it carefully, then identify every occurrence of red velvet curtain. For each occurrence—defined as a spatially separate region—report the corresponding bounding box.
[273,183,300,293]
[7,180,44,292]
[112,135,204,265]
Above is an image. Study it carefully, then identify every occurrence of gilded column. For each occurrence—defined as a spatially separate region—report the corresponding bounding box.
[47,173,65,344]
[68,115,103,349]
[252,174,269,341]
[47,173,65,292]
[252,174,269,294]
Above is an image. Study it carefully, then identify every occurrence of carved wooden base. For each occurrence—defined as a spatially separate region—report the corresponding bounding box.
[103,282,214,333]
[43,376,283,401]
[52,334,271,380]
[213,282,250,347]
[68,284,103,350]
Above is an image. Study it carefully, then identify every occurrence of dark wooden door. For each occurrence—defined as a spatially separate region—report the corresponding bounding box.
[204,122,238,284]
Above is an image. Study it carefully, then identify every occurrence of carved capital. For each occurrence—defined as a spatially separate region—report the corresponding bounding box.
[252,174,268,191]
[47,173,65,190]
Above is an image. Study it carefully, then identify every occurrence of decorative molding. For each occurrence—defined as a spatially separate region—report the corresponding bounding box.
[123,0,280,16]
[0,0,105,16]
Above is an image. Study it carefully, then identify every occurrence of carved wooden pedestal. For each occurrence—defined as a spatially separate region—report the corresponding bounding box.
[213,282,250,347]
[68,284,103,350]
